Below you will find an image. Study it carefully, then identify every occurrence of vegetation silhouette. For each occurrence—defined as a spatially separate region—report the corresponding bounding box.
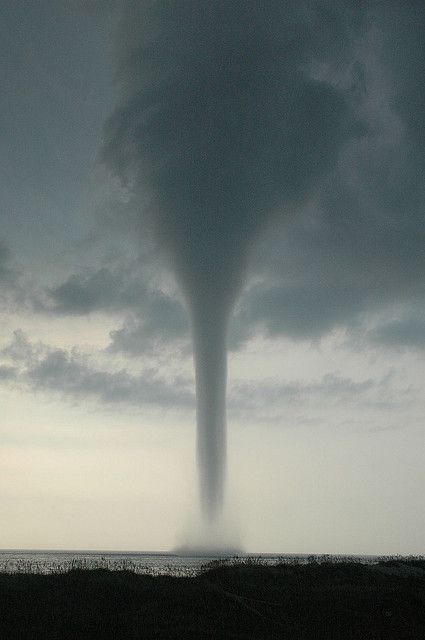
[1,557,424,639]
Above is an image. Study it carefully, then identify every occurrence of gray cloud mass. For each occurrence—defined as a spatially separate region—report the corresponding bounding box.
[12,1,420,359]
[1,331,390,417]
[0,241,11,280]
[370,318,425,350]
[234,3,425,348]
[0,330,193,409]
[43,265,189,354]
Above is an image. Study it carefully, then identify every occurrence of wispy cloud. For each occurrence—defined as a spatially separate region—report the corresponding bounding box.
[1,331,401,420]
[0,330,193,410]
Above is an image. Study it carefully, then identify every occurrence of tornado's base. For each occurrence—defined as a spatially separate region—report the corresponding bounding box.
[174,512,243,557]
[173,544,243,557]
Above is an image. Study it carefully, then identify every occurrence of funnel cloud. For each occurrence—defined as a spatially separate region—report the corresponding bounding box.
[103,1,366,519]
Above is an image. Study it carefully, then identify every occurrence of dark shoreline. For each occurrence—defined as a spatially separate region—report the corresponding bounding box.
[1,558,424,639]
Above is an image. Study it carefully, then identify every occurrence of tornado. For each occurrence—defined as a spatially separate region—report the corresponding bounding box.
[103,1,366,521]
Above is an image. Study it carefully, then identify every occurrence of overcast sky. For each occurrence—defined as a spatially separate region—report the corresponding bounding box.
[1,1,424,554]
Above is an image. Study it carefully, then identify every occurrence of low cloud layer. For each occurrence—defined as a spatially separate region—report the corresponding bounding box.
[0,330,402,420]
[5,246,425,355]
[45,267,147,315]
[0,330,193,410]
[46,266,189,355]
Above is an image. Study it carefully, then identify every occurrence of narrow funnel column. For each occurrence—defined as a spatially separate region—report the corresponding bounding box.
[192,302,228,521]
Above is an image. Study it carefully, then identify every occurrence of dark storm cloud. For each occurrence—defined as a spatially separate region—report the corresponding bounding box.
[108,297,188,355]
[46,267,149,315]
[73,0,118,15]
[0,240,13,282]
[235,282,365,341]
[0,239,26,309]
[103,0,365,307]
[232,2,425,345]
[0,1,115,269]
[235,189,425,342]
[43,266,189,352]
[3,0,422,357]
[378,1,425,149]
[6,0,421,356]
[370,318,425,350]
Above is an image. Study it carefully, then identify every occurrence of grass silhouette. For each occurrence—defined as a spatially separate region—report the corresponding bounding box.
[1,557,424,639]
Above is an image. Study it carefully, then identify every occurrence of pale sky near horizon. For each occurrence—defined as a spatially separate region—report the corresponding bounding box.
[1,1,424,555]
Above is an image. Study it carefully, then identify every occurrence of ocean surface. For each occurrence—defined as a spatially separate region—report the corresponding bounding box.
[0,550,383,576]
